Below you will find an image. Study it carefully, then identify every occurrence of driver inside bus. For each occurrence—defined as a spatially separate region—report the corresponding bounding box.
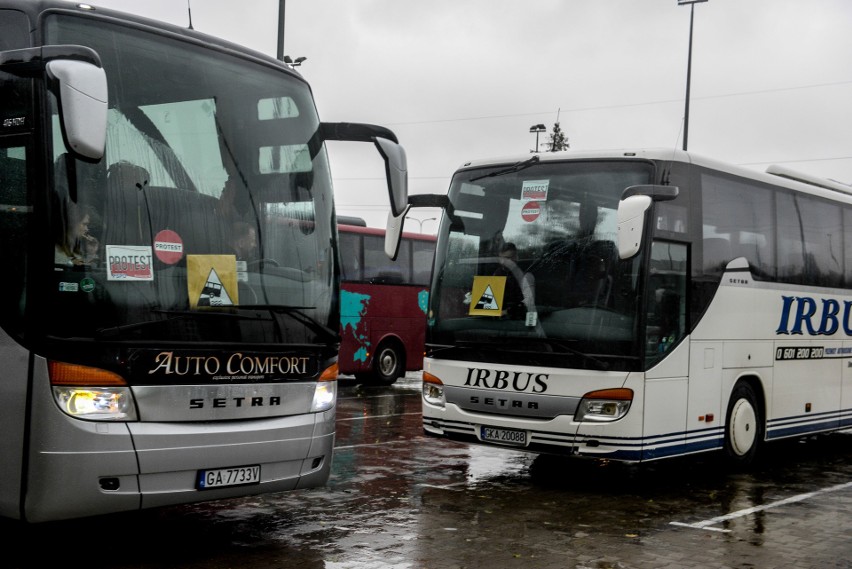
[494,242,535,318]
[54,201,101,267]
[230,220,259,262]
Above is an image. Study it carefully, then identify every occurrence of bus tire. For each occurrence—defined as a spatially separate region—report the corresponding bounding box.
[724,382,763,466]
[372,341,403,385]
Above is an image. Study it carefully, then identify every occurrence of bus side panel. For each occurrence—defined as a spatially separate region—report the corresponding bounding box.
[642,339,689,460]
[340,285,371,375]
[770,341,843,439]
[692,278,847,441]
[369,296,428,372]
[686,340,725,453]
[0,338,29,520]
[844,341,852,429]
[339,283,427,375]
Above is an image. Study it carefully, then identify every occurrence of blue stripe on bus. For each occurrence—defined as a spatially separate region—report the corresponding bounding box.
[424,406,851,460]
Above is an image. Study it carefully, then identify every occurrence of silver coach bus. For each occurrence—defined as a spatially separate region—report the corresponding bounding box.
[0,0,407,522]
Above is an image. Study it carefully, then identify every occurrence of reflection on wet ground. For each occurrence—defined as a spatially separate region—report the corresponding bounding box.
[3,372,851,568]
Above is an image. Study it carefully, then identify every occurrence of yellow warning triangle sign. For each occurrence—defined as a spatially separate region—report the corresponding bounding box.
[187,255,239,309]
[469,275,506,316]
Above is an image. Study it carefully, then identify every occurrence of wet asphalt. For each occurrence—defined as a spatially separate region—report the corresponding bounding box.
[2,372,850,569]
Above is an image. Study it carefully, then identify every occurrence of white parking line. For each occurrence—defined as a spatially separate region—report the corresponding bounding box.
[670,480,852,533]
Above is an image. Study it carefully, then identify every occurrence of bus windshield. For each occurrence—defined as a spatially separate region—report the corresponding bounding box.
[429,160,653,370]
[37,13,335,345]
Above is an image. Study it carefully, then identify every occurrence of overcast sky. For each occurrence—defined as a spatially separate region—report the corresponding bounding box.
[68,0,852,232]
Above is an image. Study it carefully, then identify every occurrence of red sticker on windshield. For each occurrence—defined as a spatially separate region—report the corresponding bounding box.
[521,201,541,222]
[154,229,184,265]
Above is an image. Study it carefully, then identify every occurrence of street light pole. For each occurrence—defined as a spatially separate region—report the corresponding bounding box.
[679,0,707,152]
[277,0,285,61]
[529,124,546,153]
[406,216,437,233]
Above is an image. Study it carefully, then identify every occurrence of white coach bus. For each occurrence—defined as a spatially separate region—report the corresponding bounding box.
[0,0,407,522]
[396,148,852,465]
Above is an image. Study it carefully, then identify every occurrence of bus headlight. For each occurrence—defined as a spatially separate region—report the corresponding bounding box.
[422,372,445,407]
[574,388,633,422]
[49,361,137,421]
[311,364,338,412]
[311,380,337,413]
[52,386,138,421]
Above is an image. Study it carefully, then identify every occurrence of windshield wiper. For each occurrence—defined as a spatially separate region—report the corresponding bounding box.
[235,305,338,341]
[470,154,540,182]
[96,305,336,342]
[454,336,610,370]
[95,309,244,339]
[530,338,610,370]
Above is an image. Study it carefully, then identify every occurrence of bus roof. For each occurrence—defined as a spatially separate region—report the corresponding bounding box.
[6,0,306,80]
[453,148,852,203]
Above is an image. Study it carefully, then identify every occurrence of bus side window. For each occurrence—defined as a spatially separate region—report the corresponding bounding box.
[703,237,732,276]
[0,146,28,323]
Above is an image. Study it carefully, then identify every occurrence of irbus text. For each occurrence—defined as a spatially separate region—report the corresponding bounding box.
[464,367,549,393]
[776,296,852,336]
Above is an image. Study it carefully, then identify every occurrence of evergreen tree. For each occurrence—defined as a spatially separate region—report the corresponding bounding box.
[546,122,569,152]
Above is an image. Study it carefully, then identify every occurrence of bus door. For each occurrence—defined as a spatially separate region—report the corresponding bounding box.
[643,240,689,459]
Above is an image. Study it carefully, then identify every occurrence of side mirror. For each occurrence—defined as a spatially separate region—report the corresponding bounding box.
[616,194,652,260]
[46,59,107,161]
[374,137,408,217]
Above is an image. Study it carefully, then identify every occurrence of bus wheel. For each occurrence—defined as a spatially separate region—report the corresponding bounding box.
[724,382,762,465]
[372,342,402,385]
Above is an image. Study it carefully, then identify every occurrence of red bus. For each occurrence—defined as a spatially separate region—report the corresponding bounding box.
[338,221,436,385]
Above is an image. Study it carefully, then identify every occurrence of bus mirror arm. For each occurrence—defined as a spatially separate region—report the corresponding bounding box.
[385,206,410,261]
[0,45,102,73]
[408,194,449,209]
[318,122,409,218]
[408,193,454,221]
[621,184,679,201]
[385,194,451,260]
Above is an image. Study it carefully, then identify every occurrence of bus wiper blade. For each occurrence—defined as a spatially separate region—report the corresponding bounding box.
[236,305,338,340]
[534,338,610,370]
[95,310,242,338]
[470,154,540,182]
[456,337,609,370]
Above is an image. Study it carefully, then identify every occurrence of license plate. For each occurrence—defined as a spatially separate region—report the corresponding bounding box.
[480,426,528,446]
[197,465,261,490]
